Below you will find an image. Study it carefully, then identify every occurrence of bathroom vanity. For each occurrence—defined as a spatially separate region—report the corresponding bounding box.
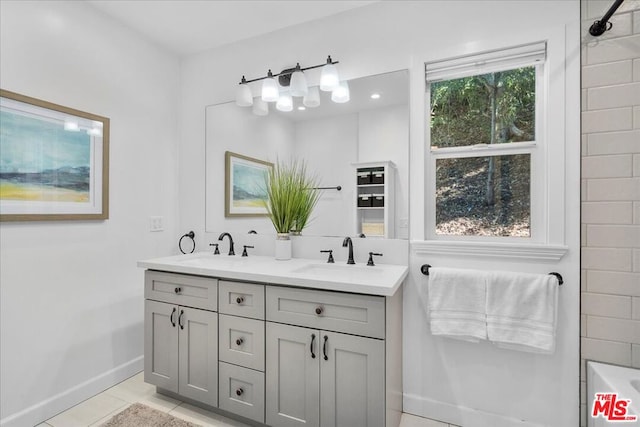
[138,253,407,427]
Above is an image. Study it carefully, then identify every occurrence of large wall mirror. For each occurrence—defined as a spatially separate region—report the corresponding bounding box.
[205,69,409,239]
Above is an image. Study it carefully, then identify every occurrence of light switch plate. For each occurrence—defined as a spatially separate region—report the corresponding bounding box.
[149,216,164,232]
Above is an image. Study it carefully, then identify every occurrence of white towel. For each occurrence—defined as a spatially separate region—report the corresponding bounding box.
[486,271,559,354]
[428,267,488,342]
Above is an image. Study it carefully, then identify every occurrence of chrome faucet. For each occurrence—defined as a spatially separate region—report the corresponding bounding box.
[218,232,235,256]
[342,237,355,265]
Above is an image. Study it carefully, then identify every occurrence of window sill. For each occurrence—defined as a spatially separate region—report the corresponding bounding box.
[411,240,568,261]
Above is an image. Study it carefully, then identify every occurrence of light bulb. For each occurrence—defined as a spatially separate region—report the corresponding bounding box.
[261,70,279,102]
[303,86,320,108]
[289,63,308,97]
[320,56,340,92]
[235,76,253,107]
[331,81,350,104]
[275,92,293,112]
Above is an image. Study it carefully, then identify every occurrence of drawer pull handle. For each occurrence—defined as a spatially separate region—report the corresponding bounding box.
[315,306,323,316]
[174,287,182,294]
[323,335,329,361]
[236,387,244,396]
[170,307,177,327]
[236,338,244,346]
[310,334,316,359]
[236,296,245,305]
[178,310,185,330]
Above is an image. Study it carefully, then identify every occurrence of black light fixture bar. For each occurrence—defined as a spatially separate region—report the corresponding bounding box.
[589,0,625,36]
[239,56,339,85]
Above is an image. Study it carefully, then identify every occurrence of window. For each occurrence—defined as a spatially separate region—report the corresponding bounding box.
[425,42,546,240]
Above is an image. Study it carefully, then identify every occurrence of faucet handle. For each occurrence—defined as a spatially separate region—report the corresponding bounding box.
[209,243,220,255]
[367,252,383,266]
[320,250,335,263]
[242,245,254,257]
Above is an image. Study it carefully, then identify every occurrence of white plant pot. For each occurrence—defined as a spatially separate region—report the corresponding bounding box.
[275,233,292,260]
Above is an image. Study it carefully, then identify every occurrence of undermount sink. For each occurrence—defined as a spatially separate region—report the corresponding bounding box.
[178,255,252,268]
[292,263,383,279]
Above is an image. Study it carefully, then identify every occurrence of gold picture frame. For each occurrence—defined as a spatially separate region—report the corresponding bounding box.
[0,89,109,221]
[225,151,272,217]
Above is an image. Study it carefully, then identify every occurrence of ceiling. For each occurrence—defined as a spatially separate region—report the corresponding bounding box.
[88,1,377,57]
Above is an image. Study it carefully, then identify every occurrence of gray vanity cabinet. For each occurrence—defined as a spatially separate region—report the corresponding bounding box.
[265,322,320,427]
[320,331,385,427]
[265,285,393,427]
[144,271,219,407]
[265,323,385,427]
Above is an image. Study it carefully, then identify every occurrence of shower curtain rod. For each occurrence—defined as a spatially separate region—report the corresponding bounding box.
[589,0,625,36]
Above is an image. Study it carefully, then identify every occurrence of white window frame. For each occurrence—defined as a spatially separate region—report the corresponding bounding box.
[425,42,548,244]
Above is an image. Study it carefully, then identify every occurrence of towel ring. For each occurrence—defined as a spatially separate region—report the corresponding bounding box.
[420,264,563,286]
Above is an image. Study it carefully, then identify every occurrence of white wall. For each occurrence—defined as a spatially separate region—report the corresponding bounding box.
[180,2,580,426]
[0,2,180,426]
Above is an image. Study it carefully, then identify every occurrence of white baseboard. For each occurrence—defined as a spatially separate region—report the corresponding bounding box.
[0,356,143,427]
[403,393,546,427]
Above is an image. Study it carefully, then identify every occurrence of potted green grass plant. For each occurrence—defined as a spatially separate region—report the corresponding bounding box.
[264,159,320,260]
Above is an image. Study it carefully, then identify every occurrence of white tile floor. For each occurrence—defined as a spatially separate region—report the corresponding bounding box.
[37,372,460,427]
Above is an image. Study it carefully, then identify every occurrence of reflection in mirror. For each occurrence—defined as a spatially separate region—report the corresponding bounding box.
[205,69,409,239]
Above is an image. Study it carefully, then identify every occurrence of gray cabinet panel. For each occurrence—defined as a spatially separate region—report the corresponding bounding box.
[219,280,265,319]
[266,286,385,339]
[219,314,265,371]
[144,300,179,393]
[266,323,319,427]
[320,332,385,427]
[145,271,218,311]
[178,307,218,406]
[219,362,265,423]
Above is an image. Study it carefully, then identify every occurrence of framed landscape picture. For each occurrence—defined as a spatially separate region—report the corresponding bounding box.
[0,89,109,221]
[225,151,272,217]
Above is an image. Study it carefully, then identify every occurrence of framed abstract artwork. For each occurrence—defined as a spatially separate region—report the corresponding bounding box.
[225,151,272,217]
[0,89,109,221]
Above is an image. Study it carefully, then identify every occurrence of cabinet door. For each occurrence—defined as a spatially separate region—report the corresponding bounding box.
[266,323,319,427]
[178,306,218,406]
[144,300,178,393]
[320,332,385,427]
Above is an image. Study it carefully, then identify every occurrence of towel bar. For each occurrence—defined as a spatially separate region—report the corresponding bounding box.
[419,264,563,286]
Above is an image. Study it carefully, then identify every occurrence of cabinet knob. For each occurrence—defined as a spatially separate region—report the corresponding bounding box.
[236,387,244,396]
[236,337,244,346]
[174,287,182,294]
[315,306,323,315]
[236,296,245,305]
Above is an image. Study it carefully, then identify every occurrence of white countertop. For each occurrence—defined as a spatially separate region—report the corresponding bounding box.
[138,252,408,296]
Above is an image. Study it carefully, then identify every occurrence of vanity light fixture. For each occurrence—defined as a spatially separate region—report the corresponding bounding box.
[236,56,345,115]
[331,81,350,104]
[370,93,381,99]
[252,97,269,116]
[275,92,293,112]
[235,76,253,106]
[261,70,279,103]
[303,86,320,108]
[289,63,308,97]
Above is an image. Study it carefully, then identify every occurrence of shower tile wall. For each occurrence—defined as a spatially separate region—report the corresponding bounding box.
[580,1,640,426]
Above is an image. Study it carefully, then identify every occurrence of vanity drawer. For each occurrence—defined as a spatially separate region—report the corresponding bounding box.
[145,271,217,311]
[219,280,264,319]
[266,286,385,339]
[219,314,265,371]
[218,362,265,424]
